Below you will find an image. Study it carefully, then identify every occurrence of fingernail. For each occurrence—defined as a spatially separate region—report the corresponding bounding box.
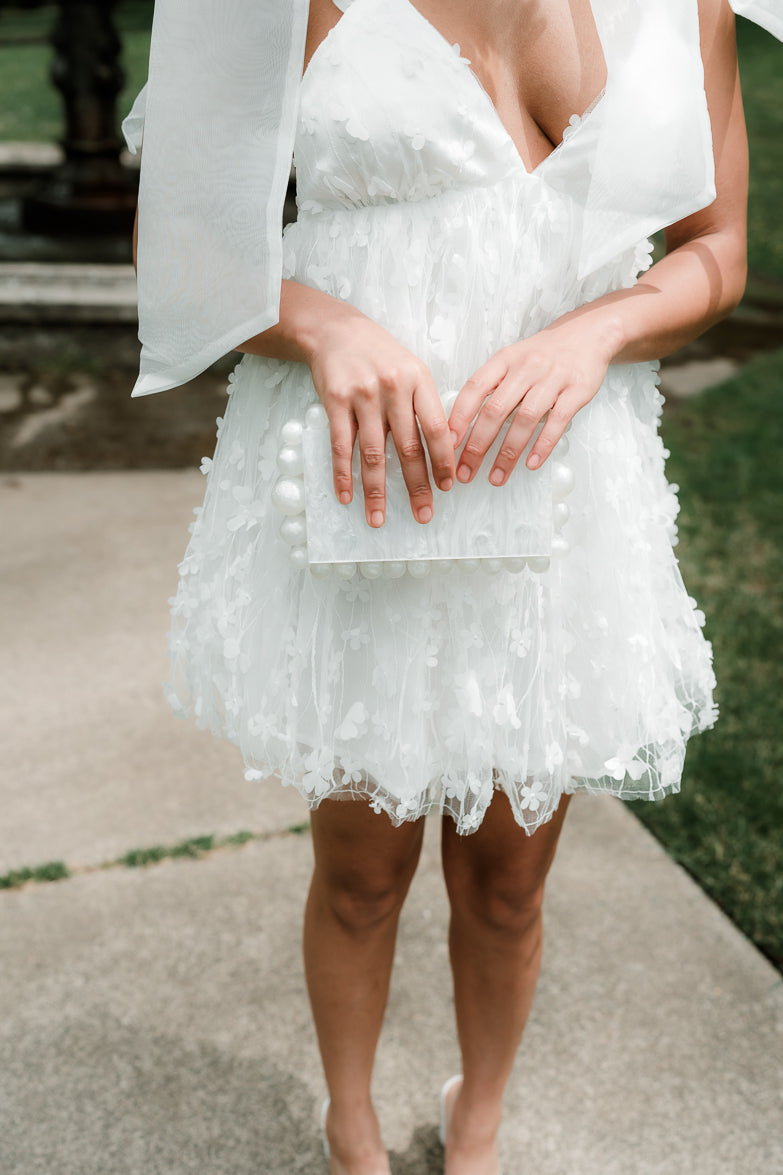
[450,431,459,447]
[441,477,454,492]
[457,464,471,482]
[489,468,504,486]
[527,454,541,470]
[371,510,384,527]
[340,491,351,504]
[418,506,433,523]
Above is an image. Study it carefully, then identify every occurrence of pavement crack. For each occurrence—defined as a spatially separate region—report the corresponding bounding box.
[0,822,311,892]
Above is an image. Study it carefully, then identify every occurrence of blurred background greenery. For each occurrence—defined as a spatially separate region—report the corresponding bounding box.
[0,0,153,145]
[632,347,783,970]
[0,3,780,970]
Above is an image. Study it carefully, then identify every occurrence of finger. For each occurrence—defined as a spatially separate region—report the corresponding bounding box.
[484,387,564,484]
[525,391,582,470]
[353,404,388,527]
[412,378,456,492]
[454,381,531,483]
[448,352,508,447]
[329,408,358,505]
[483,385,561,484]
[386,407,435,524]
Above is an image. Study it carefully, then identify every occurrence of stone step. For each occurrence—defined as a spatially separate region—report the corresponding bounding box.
[0,261,137,324]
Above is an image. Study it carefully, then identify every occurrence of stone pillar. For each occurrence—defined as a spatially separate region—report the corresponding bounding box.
[22,0,138,235]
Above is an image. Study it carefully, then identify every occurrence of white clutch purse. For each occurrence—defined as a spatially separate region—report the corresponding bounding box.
[272,393,574,580]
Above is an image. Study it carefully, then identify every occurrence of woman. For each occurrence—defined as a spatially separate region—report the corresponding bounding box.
[126,1,779,1172]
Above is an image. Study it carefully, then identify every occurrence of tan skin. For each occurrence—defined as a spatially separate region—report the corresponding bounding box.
[133,2,747,1172]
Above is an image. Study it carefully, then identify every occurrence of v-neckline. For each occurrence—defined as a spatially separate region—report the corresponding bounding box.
[399,0,609,178]
[301,0,609,180]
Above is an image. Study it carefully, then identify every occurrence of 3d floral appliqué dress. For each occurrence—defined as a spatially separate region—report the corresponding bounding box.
[164,0,717,834]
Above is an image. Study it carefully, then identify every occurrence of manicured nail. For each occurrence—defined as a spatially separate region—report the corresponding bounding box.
[527,453,541,470]
[441,477,454,492]
[457,464,471,482]
[489,468,504,486]
[371,510,384,526]
[450,430,459,446]
[418,505,433,523]
[340,491,351,504]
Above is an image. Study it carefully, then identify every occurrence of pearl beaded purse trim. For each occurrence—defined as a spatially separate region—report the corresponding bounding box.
[272,399,573,580]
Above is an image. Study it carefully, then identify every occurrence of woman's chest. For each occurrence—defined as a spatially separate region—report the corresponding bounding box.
[405,0,607,169]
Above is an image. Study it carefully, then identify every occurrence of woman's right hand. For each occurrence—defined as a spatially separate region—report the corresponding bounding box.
[306,312,456,528]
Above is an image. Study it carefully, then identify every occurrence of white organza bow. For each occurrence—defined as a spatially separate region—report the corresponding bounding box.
[127,0,309,397]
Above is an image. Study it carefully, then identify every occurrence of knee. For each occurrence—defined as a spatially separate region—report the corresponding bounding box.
[483,882,545,938]
[319,865,413,935]
[452,872,546,939]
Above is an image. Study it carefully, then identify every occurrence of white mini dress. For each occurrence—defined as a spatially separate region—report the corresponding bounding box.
[164,0,717,834]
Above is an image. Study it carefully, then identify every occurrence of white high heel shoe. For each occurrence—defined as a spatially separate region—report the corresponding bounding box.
[320,1096,331,1161]
[439,1075,503,1174]
[438,1074,463,1147]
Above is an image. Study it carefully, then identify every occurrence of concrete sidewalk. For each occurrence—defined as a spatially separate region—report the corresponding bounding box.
[1,471,781,1175]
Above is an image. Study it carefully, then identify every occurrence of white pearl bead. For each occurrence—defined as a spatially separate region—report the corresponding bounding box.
[359,561,384,579]
[279,516,307,546]
[460,559,480,574]
[504,557,527,573]
[335,561,357,579]
[276,445,304,476]
[436,559,456,573]
[551,534,570,559]
[527,556,551,574]
[551,463,575,502]
[281,419,304,447]
[484,558,503,574]
[553,502,570,531]
[305,402,329,430]
[271,476,306,516]
[309,562,332,579]
[407,560,431,578]
[555,433,570,456]
[385,561,407,579]
[289,545,309,570]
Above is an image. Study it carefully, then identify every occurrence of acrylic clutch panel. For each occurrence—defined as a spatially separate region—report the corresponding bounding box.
[271,396,574,580]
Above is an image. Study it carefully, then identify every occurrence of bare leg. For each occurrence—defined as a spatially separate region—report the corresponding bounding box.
[304,797,426,1175]
[440,790,572,1174]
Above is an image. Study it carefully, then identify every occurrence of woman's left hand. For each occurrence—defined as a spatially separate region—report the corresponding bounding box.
[447,317,616,483]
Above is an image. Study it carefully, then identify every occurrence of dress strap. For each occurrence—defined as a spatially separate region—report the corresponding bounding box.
[333,0,356,11]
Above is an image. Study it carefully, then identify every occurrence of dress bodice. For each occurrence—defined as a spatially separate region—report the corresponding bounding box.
[294,0,598,213]
[283,0,659,402]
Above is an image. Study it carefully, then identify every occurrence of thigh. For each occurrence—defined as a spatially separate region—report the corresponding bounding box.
[441,789,571,901]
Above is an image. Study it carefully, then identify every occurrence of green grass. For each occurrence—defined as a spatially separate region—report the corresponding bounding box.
[0,1,153,143]
[737,20,783,284]
[0,860,69,889]
[119,834,216,867]
[0,824,310,891]
[629,347,783,971]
